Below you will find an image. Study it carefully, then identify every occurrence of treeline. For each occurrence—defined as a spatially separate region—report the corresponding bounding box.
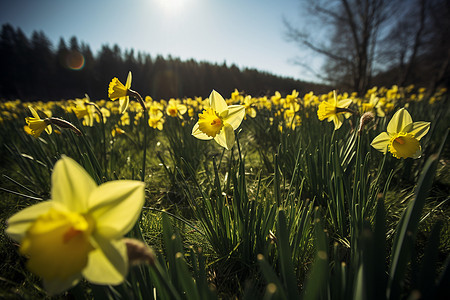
[0,24,329,101]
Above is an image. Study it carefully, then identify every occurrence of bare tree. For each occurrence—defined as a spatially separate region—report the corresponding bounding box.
[285,0,399,93]
[422,0,450,93]
[287,0,450,93]
[376,0,430,87]
[374,0,450,91]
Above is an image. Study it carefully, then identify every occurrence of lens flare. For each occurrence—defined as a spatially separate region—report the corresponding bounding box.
[66,51,85,70]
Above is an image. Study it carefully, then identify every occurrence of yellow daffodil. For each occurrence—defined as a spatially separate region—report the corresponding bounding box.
[271,91,282,106]
[285,89,299,104]
[72,98,97,127]
[24,106,52,138]
[371,108,430,159]
[166,99,187,118]
[99,107,111,123]
[148,110,165,130]
[188,107,195,117]
[242,95,257,118]
[120,112,130,126]
[6,156,144,295]
[317,90,353,130]
[112,126,126,137]
[108,71,132,114]
[192,90,245,150]
[149,101,164,116]
[231,89,242,102]
[361,94,386,117]
[284,105,301,129]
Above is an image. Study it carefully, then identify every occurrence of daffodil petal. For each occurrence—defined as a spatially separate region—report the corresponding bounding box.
[223,105,245,130]
[45,125,52,135]
[337,98,352,108]
[376,107,385,117]
[6,201,53,242]
[29,106,40,119]
[119,97,129,115]
[192,123,214,140]
[370,132,390,153]
[51,156,97,212]
[83,237,127,285]
[88,180,144,239]
[214,123,235,150]
[178,104,187,115]
[125,71,132,89]
[43,274,81,296]
[332,114,344,130]
[331,90,338,106]
[403,121,430,140]
[387,108,412,135]
[209,90,228,114]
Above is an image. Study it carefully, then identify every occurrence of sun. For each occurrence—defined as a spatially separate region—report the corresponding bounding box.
[154,0,188,14]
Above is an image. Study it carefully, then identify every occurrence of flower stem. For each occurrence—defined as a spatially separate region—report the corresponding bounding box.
[126,89,147,182]
[141,110,148,182]
[88,102,107,175]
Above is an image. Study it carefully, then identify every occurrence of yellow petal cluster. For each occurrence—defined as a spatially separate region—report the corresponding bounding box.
[24,106,52,138]
[108,71,132,114]
[371,108,430,159]
[148,110,164,130]
[317,91,352,130]
[166,99,187,118]
[192,90,245,150]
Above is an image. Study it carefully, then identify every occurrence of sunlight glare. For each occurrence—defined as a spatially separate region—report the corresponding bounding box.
[154,0,189,14]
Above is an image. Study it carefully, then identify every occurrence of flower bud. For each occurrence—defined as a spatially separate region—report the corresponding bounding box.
[124,238,156,266]
[49,118,82,136]
[358,111,375,135]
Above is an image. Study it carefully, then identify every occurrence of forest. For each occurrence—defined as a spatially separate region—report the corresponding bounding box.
[0,24,330,102]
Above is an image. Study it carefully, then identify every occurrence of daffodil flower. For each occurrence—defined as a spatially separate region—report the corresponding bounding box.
[6,156,144,295]
[148,110,165,130]
[108,71,132,114]
[166,99,187,118]
[24,106,52,138]
[192,90,245,150]
[370,108,430,159]
[72,98,97,127]
[317,90,353,130]
[361,93,386,117]
[242,95,257,118]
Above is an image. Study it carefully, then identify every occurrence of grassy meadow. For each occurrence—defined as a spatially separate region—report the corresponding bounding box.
[0,81,449,299]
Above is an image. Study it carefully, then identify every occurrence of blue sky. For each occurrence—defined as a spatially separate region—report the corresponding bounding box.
[0,0,323,82]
